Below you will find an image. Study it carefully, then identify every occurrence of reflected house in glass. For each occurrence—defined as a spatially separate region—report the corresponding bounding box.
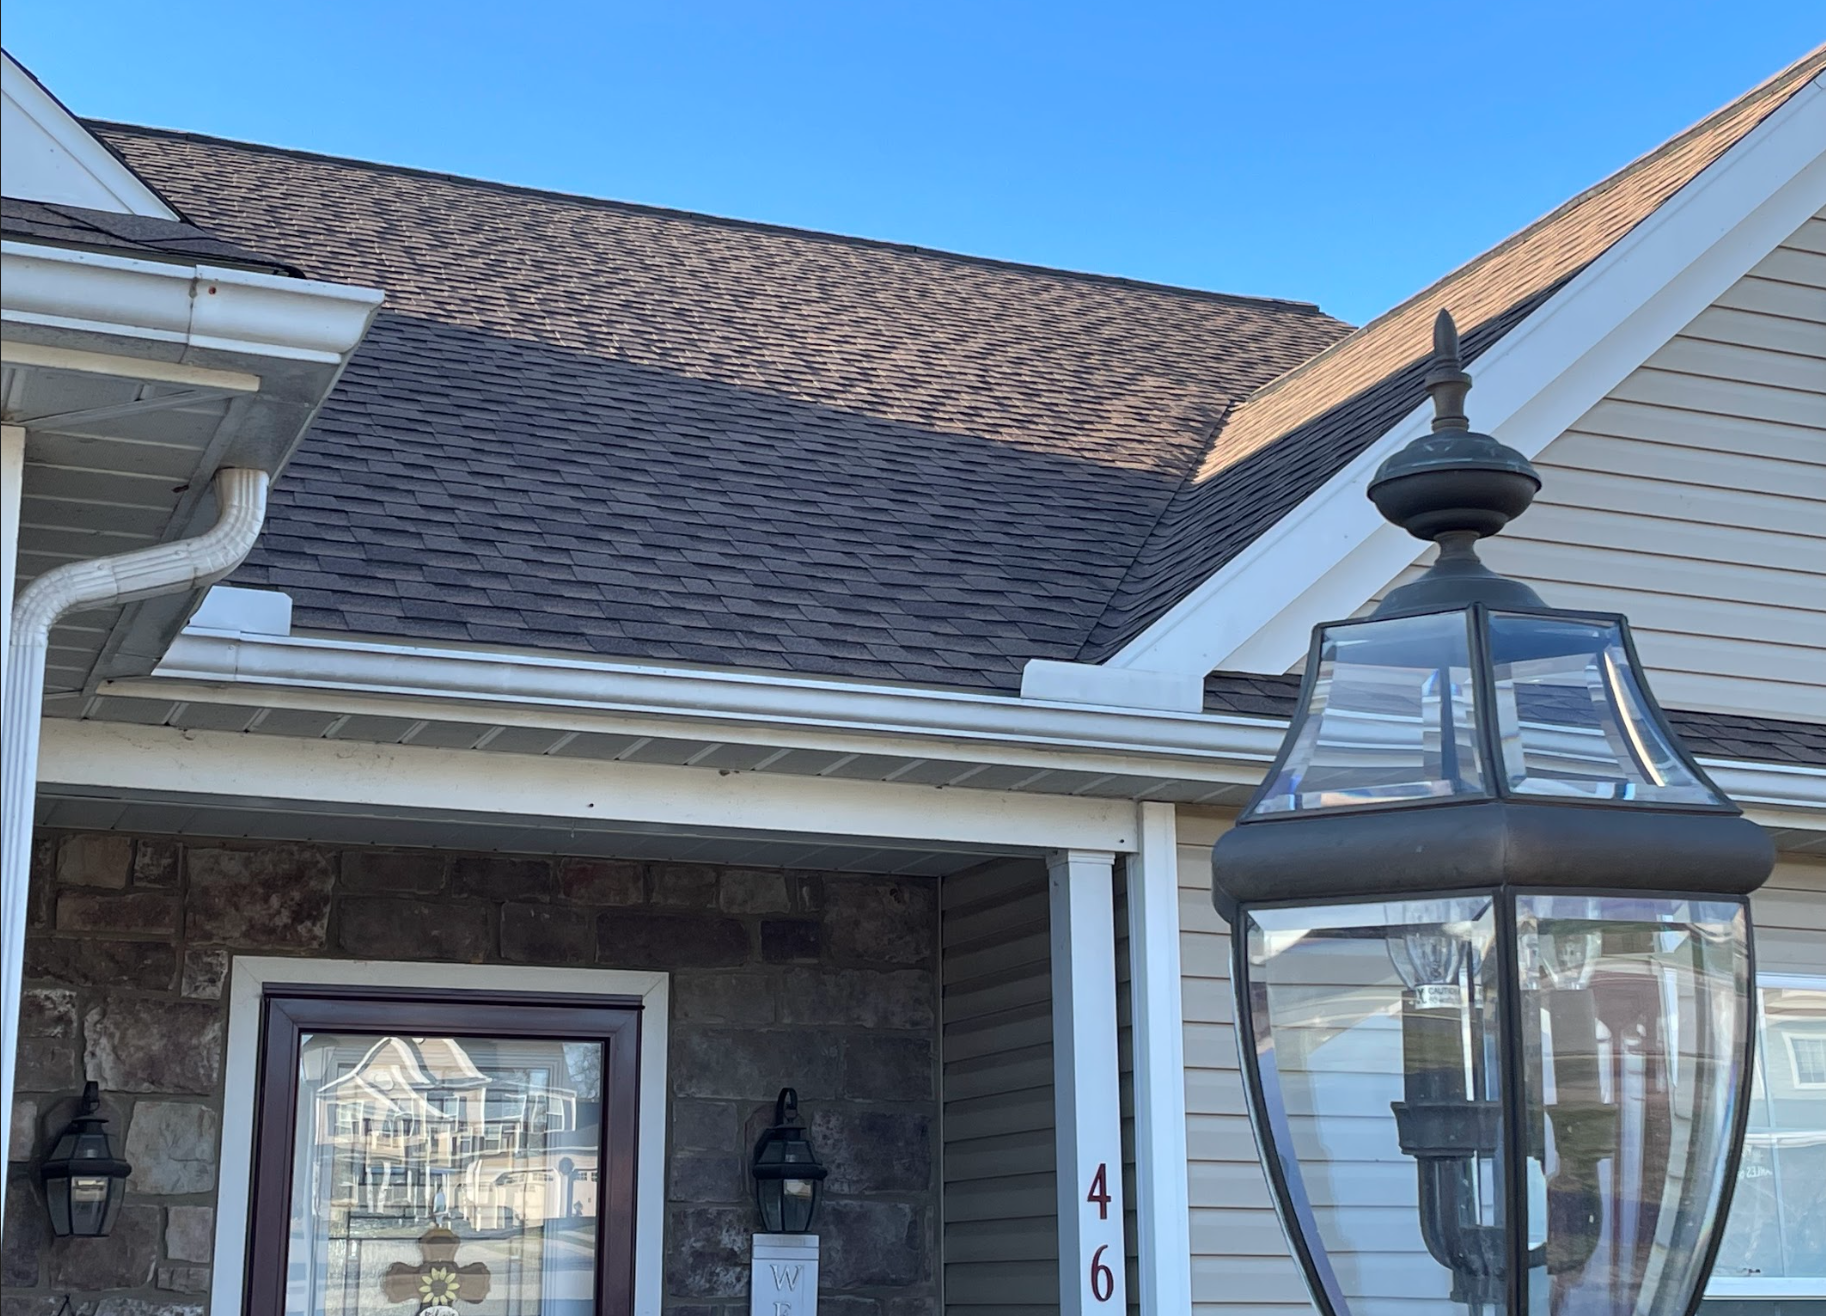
[290,1027,607,1316]
[1212,313,1776,1316]
[310,1035,593,1233]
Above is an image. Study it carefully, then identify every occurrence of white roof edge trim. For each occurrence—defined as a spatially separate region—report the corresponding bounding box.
[1,53,176,218]
[0,240,384,365]
[133,625,1826,817]
[1104,70,1826,683]
[149,626,1287,767]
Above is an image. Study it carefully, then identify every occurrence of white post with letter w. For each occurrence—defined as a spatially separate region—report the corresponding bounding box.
[752,1233,819,1316]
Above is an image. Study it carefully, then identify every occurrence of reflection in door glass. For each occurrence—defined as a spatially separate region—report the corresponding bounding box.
[286,1033,604,1316]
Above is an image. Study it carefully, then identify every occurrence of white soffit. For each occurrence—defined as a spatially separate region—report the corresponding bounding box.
[1042,70,1826,702]
[1,54,176,217]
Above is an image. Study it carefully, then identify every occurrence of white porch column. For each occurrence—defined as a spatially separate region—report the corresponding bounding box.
[1128,801,1194,1310]
[0,423,22,1182]
[1048,848,1128,1316]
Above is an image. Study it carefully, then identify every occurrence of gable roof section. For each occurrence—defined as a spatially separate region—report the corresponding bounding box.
[89,122,1349,689]
[1,52,177,217]
[1080,44,1826,663]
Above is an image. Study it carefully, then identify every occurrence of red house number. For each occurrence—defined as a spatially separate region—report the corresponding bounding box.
[1086,1164,1114,1301]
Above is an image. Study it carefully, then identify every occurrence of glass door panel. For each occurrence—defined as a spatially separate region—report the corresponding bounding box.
[288,1033,603,1316]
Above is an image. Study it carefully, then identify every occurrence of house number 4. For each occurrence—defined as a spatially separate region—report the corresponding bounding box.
[1086,1163,1115,1302]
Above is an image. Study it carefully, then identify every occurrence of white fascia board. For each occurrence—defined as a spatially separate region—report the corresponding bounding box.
[148,626,1286,777]
[1,55,177,217]
[135,626,1826,825]
[1104,72,1826,684]
[39,719,1142,853]
[1,240,383,366]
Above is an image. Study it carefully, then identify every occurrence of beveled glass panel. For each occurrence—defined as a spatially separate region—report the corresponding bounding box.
[1245,897,1505,1316]
[1516,895,1750,1315]
[1487,614,1723,806]
[1251,612,1485,817]
[286,1033,604,1316]
[1708,978,1826,1286]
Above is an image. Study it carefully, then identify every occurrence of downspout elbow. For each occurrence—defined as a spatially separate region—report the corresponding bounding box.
[10,466,270,644]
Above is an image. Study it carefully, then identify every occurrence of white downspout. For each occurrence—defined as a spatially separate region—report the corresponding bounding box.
[0,466,270,1201]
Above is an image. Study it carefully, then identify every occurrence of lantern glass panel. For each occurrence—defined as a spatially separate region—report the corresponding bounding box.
[1244,896,1507,1315]
[1486,614,1723,807]
[1515,894,1750,1315]
[1251,611,1485,818]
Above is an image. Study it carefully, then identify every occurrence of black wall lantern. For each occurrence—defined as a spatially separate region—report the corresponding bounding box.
[41,1081,131,1237]
[750,1087,827,1234]
[1213,312,1773,1316]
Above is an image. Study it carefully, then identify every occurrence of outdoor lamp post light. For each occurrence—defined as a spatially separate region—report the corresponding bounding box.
[751,1087,827,1234]
[41,1081,131,1237]
[1212,311,1773,1316]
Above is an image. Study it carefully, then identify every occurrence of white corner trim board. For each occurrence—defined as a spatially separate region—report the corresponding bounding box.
[0,468,271,1214]
[210,957,670,1316]
[1126,802,1195,1312]
[1105,71,1826,684]
[1,240,384,365]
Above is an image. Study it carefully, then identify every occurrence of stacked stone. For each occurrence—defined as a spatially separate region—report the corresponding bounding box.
[2,831,942,1315]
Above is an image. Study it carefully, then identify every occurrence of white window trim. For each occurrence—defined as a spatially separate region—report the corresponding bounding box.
[1781,1030,1826,1090]
[211,956,670,1316]
[1706,969,1826,1300]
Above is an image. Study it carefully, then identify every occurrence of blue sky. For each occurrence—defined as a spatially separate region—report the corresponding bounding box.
[6,3,1817,324]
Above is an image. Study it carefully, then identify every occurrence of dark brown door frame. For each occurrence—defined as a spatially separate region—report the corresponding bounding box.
[244,986,643,1316]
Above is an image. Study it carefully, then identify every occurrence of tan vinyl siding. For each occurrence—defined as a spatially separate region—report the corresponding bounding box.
[1376,207,1826,722]
[1178,809,1315,1314]
[1751,853,1826,976]
[942,858,1059,1316]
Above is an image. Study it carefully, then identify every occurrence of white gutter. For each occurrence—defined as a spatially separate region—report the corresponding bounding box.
[145,623,1826,819]
[2,241,384,364]
[154,625,1288,771]
[0,468,269,1201]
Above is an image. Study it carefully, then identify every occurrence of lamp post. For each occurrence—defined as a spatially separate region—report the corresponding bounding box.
[1212,312,1772,1316]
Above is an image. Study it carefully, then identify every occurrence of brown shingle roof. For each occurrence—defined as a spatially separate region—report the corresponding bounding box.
[1081,45,1826,659]
[93,120,1348,687]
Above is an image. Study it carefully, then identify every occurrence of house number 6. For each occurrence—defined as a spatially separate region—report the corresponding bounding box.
[1086,1163,1114,1302]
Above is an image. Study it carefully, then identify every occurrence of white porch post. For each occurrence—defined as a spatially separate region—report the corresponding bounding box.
[1128,801,1194,1310]
[1048,848,1128,1316]
[0,423,23,1186]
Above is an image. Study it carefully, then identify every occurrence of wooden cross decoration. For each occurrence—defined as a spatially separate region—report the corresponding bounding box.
[382,1227,492,1311]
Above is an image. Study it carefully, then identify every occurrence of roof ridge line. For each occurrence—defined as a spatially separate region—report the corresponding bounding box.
[1072,402,1236,664]
[88,119,1337,315]
[1229,42,1826,416]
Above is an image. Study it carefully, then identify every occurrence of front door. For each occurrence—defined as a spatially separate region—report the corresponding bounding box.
[244,988,641,1316]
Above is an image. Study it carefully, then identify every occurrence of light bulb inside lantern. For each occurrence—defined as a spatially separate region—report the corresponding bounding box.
[1389,926,1466,1008]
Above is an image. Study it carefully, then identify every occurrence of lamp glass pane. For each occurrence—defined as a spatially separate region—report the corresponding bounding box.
[1515,895,1750,1315]
[1710,977,1826,1285]
[1244,897,1506,1316]
[1251,611,1485,817]
[1486,614,1723,806]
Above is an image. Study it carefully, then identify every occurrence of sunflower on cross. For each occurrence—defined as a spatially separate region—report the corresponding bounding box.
[382,1227,492,1313]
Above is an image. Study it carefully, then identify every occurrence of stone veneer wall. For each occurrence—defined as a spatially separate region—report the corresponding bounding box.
[3,831,940,1316]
